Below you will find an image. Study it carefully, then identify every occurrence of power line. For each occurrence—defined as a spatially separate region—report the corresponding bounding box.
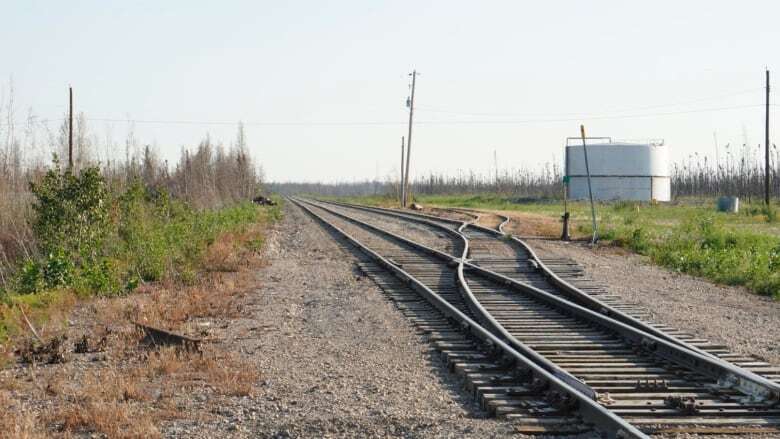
[413,103,766,125]
[88,103,769,126]
[86,118,407,127]
[415,87,764,118]
[0,102,772,129]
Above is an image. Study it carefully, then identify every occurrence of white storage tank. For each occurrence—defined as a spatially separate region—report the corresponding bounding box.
[565,139,670,202]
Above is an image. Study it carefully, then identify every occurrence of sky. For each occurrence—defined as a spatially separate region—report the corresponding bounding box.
[1,0,779,182]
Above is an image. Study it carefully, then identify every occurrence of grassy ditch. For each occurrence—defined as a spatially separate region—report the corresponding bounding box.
[0,165,281,344]
[343,193,780,299]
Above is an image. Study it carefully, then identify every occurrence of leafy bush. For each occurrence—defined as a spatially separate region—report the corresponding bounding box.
[20,165,110,295]
[626,227,650,254]
[29,165,111,264]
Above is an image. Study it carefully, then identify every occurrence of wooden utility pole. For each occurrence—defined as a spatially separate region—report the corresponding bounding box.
[765,69,771,205]
[403,70,417,207]
[400,136,405,206]
[494,149,499,187]
[68,86,74,170]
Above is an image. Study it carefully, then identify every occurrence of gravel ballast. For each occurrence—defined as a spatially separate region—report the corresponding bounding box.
[526,238,780,366]
[412,206,780,367]
[199,201,524,438]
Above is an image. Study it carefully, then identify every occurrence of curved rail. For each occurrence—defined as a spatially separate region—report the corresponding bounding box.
[307,199,597,398]
[291,197,646,438]
[315,199,780,404]
[331,203,727,354]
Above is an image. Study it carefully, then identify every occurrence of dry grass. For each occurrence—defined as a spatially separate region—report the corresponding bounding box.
[209,363,259,397]
[202,232,242,272]
[54,400,160,439]
[128,278,244,333]
[500,210,564,238]
[0,390,44,439]
[473,212,506,230]
[145,346,260,396]
[0,210,274,437]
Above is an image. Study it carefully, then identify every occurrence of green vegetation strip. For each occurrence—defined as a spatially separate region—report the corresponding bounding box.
[0,166,282,342]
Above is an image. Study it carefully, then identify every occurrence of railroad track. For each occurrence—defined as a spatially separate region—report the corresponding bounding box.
[291,197,780,437]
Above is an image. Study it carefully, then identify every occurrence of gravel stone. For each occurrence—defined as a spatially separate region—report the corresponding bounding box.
[173,201,530,438]
[527,238,780,365]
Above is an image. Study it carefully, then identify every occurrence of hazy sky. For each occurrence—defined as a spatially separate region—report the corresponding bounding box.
[2,1,778,182]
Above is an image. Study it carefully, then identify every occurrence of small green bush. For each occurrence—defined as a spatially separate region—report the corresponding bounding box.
[627,227,650,254]
[30,165,111,265]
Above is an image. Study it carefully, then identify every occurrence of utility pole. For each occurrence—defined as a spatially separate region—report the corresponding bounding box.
[68,86,74,170]
[403,70,417,207]
[400,136,405,206]
[765,69,771,205]
[580,125,598,244]
[494,149,499,188]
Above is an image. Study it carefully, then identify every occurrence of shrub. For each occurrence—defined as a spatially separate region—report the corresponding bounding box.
[20,166,110,294]
[626,227,650,254]
[29,165,111,266]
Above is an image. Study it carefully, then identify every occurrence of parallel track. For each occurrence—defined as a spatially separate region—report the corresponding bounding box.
[299,198,780,436]
[294,198,643,438]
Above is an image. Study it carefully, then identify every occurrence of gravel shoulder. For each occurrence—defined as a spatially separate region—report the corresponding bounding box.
[217,201,522,438]
[527,238,780,365]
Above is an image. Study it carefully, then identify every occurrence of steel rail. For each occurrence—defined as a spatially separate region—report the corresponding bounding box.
[322,204,735,355]
[290,197,646,439]
[324,200,700,347]
[306,199,597,399]
[314,199,780,404]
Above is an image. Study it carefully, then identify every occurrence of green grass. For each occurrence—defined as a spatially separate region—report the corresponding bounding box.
[339,193,780,299]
